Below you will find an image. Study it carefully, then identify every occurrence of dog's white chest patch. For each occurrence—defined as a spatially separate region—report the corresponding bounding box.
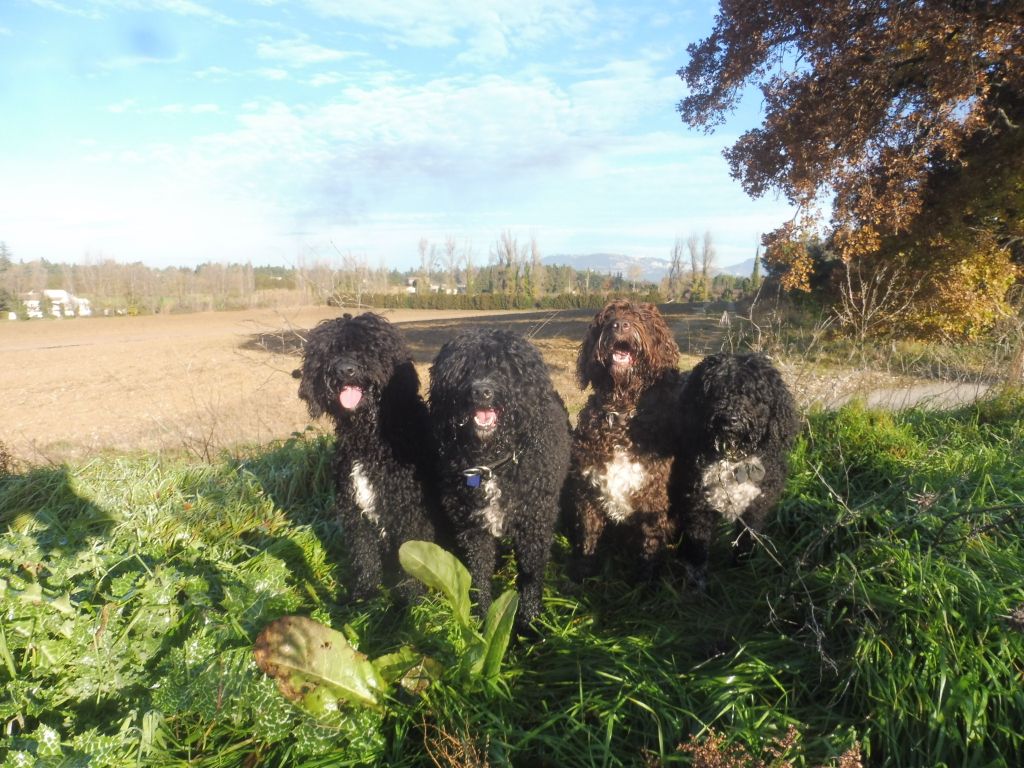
[702,456,763,521]
[473,477,505,537]
[349,462,382,533]
[585,449,647,523]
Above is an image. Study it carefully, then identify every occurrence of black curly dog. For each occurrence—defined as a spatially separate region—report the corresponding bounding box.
[297,312,443,601]
[429,329,571,633]
[670,352,799,590]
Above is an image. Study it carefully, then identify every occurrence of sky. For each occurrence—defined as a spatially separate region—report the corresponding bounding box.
[0,0,795,272]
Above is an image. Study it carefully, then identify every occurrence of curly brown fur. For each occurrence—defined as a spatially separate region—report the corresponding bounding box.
[564,300,683,579]
[297,312,443,602]
[429,329,571,634]
[670,352,799,590]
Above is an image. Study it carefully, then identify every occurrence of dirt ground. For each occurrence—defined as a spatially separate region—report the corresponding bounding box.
[0,306,722,465]
[3,304,971,466]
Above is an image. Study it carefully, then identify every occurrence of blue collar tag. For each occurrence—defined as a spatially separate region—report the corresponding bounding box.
[465,472,481,488]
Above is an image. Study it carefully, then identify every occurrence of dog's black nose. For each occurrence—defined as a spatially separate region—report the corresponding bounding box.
[713,413,741,431]
[471,381,495,403]
[612,319,630,333]
[336,359,358,379]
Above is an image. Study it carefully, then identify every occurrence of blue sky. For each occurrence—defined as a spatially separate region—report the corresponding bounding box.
[0,0,794,272]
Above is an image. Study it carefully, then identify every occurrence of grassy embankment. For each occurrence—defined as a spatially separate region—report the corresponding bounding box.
[1,390,1023,767]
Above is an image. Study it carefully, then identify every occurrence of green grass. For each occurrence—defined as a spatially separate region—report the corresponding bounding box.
[2,395,1023,767]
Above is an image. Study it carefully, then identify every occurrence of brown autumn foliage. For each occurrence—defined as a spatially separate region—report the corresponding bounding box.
[677,1,1024,336]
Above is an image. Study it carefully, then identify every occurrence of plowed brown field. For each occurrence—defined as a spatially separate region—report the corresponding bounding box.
[3,306,723,464]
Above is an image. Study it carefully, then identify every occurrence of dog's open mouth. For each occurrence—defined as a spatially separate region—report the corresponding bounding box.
[338,385,364,410]
[473,408,498,433]
[610,342,634,368]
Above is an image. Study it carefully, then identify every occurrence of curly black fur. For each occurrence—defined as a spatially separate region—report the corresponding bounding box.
[429,329,571,633]
[297,312,443,601]
[670,352,799,590]
[564,300,683,579]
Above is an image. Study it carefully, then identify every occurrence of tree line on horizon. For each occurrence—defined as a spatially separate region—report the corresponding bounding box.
[0,233,759,317]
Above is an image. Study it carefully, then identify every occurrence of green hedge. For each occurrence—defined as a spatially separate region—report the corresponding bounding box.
[333,290,665,311]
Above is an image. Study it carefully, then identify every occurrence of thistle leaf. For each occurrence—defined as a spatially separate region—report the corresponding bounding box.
[254,616,385,711]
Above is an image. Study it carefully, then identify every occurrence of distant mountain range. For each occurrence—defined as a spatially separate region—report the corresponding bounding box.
[716,257,757,278]
[543,253,671,283]
[543,253,757,282]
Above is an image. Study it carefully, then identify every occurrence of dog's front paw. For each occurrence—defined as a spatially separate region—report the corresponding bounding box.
[514,601,543,639]
[514,615,541,641]
[567,554,599,583]
[683,561,708,594]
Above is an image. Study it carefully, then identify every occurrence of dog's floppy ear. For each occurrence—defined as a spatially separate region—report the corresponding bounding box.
[296,324,334,419]
[297,361,326,418]
[638,303,679,373]
[576,307,606,390]
[766,369,799,450]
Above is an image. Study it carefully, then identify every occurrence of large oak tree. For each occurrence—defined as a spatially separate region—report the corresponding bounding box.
[677,0,1024,302]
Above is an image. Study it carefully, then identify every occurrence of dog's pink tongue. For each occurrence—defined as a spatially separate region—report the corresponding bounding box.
[612,350,633,365]
[474,408,497,428]
[339,386,363,410]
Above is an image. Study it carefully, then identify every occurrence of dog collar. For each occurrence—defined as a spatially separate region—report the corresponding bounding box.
[603,409,635,427]
[462,451,518,488]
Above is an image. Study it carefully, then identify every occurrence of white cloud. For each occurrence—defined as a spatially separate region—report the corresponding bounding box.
[157,103,220,114]
[111,0,235,23]
[193,65,232,80]
[300,0,595,62]
[167,61,694,217]
[29,0,235,23]
[99,52,186,70]
[255,67,289,81]
[27,0,102,19]
[256,35,355,67]
[148,0,235,24]
[307,72,345,87]
[107,98,138,113]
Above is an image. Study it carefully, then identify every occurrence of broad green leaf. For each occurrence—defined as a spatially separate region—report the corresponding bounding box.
[459,641,486,682]
[479,589,518,680]
[254,615,385,711]
[398,541,473,630]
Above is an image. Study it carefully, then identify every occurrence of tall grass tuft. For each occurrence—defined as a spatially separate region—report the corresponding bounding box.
[1,403,1022,766]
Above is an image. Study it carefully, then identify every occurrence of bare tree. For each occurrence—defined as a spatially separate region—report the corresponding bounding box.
[667,237,685,299]
[686,233,701,299]
[627,263,645,293]
[442,235,459,293]
[529,235,545,296]
[700,230,716,300]
[417,237,434,294]
[336,245,368,306]
[463,241,475,296]
[833,256,922,352]
[492,230,528,295]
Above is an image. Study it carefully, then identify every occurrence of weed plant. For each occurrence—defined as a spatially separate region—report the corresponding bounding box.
[726,295,1021,387]
[1,394,1023,766]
